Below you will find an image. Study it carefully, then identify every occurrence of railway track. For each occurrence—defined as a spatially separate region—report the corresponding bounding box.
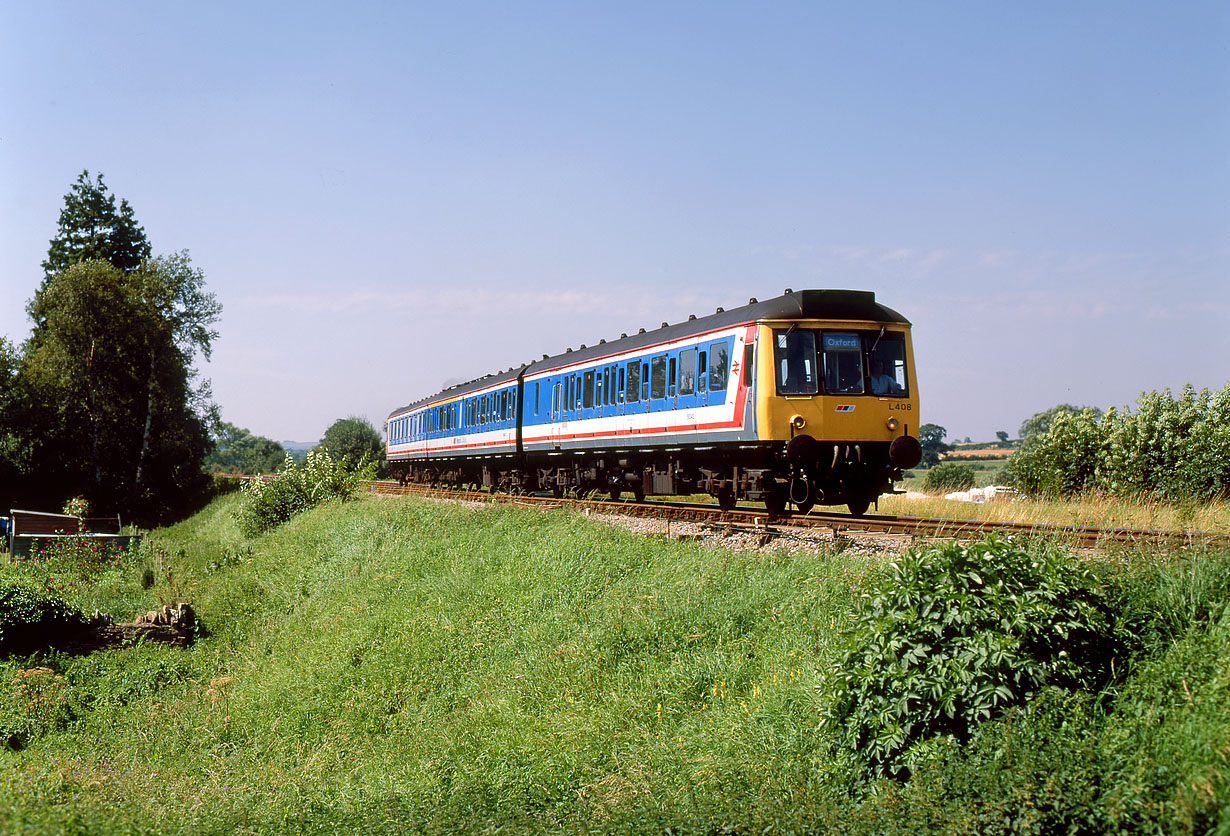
[361,481,1230,550]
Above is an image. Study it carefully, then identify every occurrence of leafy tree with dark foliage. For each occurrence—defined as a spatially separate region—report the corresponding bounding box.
[0,172,221,523]
[207,422,287,475]
[918,423,950,468]
[32,171,151,321]
[319,416,385,474]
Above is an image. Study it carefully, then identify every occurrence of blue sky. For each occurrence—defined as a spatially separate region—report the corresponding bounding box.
[3,1,1227,443]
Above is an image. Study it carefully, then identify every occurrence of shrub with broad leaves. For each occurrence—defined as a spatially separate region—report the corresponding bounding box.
[821,535,1118,779]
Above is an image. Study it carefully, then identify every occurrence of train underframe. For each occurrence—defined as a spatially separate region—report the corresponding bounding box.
[389,439,904,517]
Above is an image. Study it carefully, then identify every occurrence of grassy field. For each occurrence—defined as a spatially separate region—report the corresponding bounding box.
[2,493,1228,834]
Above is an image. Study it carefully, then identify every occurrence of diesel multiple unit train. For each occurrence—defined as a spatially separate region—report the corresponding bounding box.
[386,289,922,515]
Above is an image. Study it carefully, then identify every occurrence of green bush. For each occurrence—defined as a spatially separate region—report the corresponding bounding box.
[0,581,89,657]
[1006,384,1230,501]
[922,462,975,493]
[234,448,375,536]
[822,536,1118,779]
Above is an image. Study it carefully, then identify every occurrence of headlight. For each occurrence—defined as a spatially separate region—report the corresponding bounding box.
[886,417,899,431]
[790,414,806,430]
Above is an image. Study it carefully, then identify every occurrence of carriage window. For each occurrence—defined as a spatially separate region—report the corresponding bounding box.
[650,356,667,399]
[698,351,707,392]
[668,357,677,397]
[869,331,909,396]
[679,348,696,396]
[626,362,640,403]
[775,329,819,395]
[583,371,594,409]
[709,342,729,391]
[821,332,864,395]
[618,366,626,403]
[534,383,539,416]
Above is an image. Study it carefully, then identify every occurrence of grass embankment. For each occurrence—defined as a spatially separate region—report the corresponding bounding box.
[2,494,1228,834]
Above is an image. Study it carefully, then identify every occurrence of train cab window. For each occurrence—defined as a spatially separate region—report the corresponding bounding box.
[709,342,729,391]
[650,356,667,399]
[679,348,696,396]
[626,362,640,403]
[821,332,864,395]
[869,332,908,395]
[775,329,819,395]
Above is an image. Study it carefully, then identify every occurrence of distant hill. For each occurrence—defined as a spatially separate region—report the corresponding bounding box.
[280,440,318,461]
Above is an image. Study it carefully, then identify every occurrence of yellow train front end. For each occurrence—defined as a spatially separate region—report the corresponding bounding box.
[751,306,922,515]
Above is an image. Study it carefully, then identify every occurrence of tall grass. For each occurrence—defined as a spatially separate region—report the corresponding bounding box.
[0,495,874,833]
[1,494,1226,834]
[880,490,1230,533]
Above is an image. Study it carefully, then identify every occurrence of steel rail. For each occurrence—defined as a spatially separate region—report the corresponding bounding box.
[360,481,1230,550]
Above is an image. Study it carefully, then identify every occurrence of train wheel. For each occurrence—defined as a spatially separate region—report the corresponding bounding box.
[632,487,645,503]
[609,488,622,502]
[847,497,871,517]
[717,486,736,512]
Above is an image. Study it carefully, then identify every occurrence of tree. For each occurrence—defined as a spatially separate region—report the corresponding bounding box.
[124,252,221,501]
[21,256,220,520]
[207,422,286,475]
[6,172,222,521]
[996,430,1009,443]
[918,423,950,468]
[923,462,975,494]
[0,337,35,510]
[318,416,385,473]
[32,171,151,325]
[1018,404,1102,443]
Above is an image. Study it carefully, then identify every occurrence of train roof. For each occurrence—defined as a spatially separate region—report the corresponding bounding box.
[389,365,527,418]
[388,289,908,419]
[527,288,908,374]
